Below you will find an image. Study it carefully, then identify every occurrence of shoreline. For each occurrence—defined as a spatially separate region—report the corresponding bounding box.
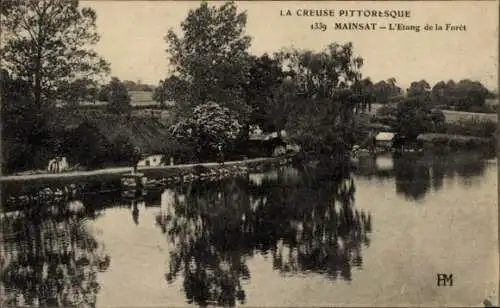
[0,156,289,183]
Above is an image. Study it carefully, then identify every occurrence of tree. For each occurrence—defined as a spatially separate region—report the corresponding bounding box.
[431,80,447,105]
[122,80,154,92]
[453,79,489,110]
[106,77,131,114]
[406,80,431,99]
[275,42,364,100]
[172,102,243,161]
[245,53,286,131]
[277,43,365,161]
[372,78,402,104]
[352,77,375,113]
[164,1,252,110]
[1,70,46,173]
[97,84,111,102]
[153,76,190,105]
[1,0,110,108]
[393,98,444,142]
[57,78,99,105]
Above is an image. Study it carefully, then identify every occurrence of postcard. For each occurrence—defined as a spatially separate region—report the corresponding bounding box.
[0,1,498,307]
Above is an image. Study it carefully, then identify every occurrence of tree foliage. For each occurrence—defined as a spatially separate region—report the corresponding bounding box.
[352,77,376,113]
[165,1,252,110]
[393,97,444,141]
[105,77,131,114]
[153,76,190,105]
[1,0,110,107]
[371,78,402,103]
[277,43,365,160]
[406,79,431,99]
[275,42,363,100]
[57,78,99,105]
[245,53,288,132]
[122,80,154,92]
[172,102,243,161]
[1,70,51,173]
[430,79,491,111]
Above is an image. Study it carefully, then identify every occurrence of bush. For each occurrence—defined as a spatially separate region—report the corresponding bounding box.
[105,135,136,166]
[63,122,109,168]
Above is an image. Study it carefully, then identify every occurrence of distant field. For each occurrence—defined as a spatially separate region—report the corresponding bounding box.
[442,110,497,123]
[485,98,498,106]
[129,91,157,106]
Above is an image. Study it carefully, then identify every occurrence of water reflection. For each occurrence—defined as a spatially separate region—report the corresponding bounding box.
[1,197,110,307]
[354,152,488,200]
[156,166,372,306]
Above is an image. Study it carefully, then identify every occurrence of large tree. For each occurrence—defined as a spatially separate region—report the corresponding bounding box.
[372,78,402,104]
[278,43,365,161]
[164,1,252,111]
[1,69,51,173]
[275,43,364,100]
[245,53,288,132]
[153,76,190,105]
[406,79,431,99]
[105,77,131,114]
[1,0,110,107]
[393,97,444,142]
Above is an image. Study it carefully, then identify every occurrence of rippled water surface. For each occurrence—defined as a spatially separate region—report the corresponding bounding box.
[1,152,498,307]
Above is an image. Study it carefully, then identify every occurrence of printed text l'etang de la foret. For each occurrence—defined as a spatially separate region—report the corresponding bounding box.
[280,9,467,31]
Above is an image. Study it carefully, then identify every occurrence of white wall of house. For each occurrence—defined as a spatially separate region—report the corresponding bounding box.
[47,157,69,173]
[137,154,165,167]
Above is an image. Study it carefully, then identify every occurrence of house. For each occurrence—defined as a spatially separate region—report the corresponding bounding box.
[248,131,289,157]
[375,132,395,149]
[137,154,165,167]
[47,157,69,173]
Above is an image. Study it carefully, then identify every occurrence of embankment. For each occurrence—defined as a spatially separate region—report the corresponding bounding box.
[416,133,495,151]
[0,156,289,184]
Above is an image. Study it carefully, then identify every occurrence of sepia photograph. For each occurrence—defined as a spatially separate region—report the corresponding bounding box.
[0,0,498,307]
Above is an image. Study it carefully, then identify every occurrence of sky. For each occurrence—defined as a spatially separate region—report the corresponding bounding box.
[85,1,499,91]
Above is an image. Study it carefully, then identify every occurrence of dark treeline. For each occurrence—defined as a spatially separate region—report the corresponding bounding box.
[373,78,496,113]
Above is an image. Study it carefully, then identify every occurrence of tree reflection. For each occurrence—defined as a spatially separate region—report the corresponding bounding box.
[156,165,372,306]
[1,196,110,307]
[394,154,431,201]
[354,152,488,200]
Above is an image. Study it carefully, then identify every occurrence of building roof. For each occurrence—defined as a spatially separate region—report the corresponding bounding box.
[375,132,395,141]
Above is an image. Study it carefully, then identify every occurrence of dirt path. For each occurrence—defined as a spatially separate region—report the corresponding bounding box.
[0,157,283,183]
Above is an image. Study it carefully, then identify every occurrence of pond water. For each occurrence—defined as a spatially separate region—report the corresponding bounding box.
[1,151,498,307]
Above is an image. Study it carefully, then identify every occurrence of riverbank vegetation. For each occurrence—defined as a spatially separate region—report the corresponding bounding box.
[1,1,497,176]
[371,92,497,151]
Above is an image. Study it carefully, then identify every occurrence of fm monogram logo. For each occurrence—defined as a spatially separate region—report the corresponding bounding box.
[437,273,453,287]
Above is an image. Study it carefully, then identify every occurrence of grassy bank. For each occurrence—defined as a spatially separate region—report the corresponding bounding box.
[441,109,497,123]
[417,133,494,151]
[369,103,498,123]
